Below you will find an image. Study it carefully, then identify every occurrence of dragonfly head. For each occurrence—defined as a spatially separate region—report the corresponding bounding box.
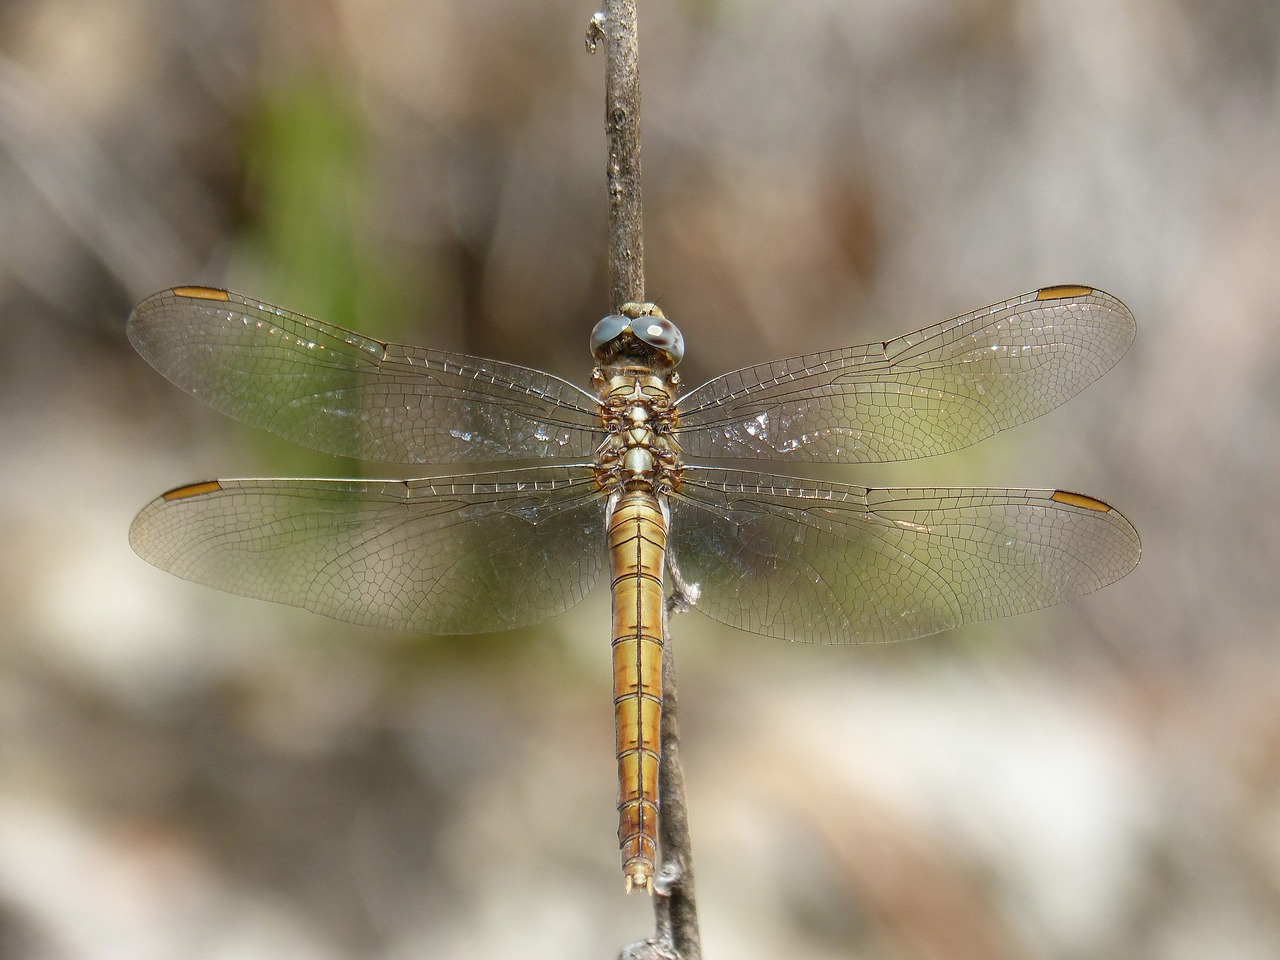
[591,303,684,371]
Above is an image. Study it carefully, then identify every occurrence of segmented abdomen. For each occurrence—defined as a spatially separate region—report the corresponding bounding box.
[607,488,667,893]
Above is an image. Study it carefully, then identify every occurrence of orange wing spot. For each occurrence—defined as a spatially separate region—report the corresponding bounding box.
[162,480,223,501]
[1036,284,1094,301]
[171,286,231,301]
[1051,490,1111,512]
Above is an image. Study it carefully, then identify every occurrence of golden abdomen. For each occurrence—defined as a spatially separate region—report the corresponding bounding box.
[607,488,667,893]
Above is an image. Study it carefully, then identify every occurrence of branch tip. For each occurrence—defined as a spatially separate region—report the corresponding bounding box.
[586,11,607,54]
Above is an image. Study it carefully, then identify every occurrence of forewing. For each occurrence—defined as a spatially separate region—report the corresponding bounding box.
[675,286,1134,462]
[128,287,603,464]
[667,467,1140,643]
[129,466,607,633]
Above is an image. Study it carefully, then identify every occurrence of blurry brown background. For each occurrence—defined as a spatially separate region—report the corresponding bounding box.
[1,0,1277,957]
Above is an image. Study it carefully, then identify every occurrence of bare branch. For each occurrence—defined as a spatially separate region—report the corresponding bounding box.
[589,0,646,311]
[617,635,702,960]
[654,637,702,959]
[591,2,702,956]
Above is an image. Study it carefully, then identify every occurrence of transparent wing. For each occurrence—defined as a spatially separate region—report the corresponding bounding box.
[129,466,607,633]
[128,287,603,464]
[667,467,1140,644]
[675,286,1134,462]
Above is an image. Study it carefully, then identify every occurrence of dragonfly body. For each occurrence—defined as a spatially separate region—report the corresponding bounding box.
[591,327,685,892]
[582,305,685,891]
[128,284,1140,891]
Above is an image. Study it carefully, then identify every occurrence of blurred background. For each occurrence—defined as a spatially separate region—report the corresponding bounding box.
[0,0,1276,957]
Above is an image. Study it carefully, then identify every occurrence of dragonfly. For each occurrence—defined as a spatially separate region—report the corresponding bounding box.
[128,282,1140,892]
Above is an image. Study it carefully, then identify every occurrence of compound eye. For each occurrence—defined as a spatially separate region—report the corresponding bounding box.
[590,314,631,356]
[631,316,685,365]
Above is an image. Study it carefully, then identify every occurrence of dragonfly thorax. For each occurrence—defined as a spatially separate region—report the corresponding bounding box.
[593,372,683,493]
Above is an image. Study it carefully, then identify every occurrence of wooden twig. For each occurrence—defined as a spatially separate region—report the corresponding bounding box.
[653,618,702,960]
[588,4,702,957]
[587,0,645,310]
[617,633,702,960]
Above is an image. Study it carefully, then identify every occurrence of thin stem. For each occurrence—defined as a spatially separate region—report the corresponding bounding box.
[655,632,702,959]
[593,0,645,310]
[589,3,701,957]
[617,626,703,960]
